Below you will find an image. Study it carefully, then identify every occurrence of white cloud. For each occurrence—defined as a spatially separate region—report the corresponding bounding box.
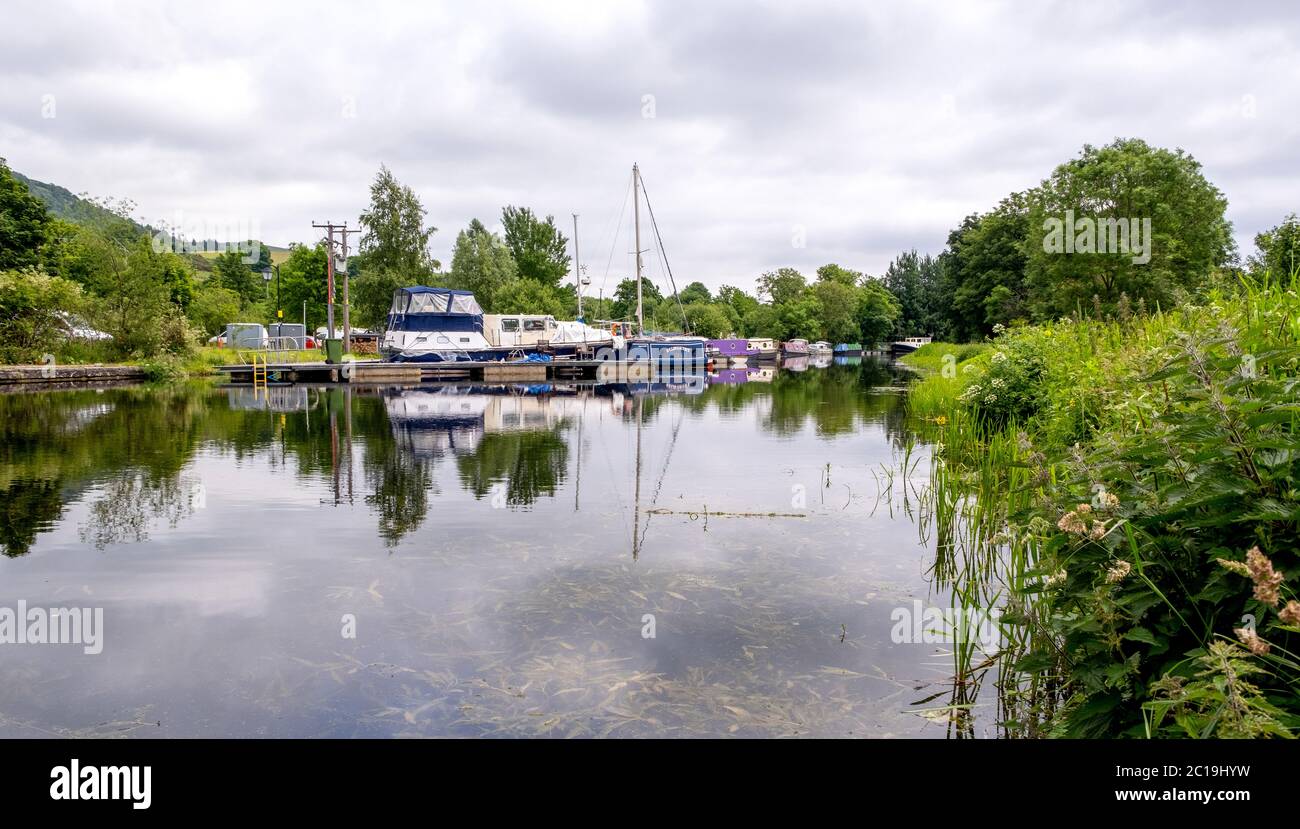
[3,0,1298,292]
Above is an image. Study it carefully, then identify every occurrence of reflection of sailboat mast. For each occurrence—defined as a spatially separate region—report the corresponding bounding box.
[573,395,583,512]
[632,394,643,560]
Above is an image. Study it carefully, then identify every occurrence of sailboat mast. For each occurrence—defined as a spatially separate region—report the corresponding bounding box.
[572,213,583,319]
[633,163,643,336]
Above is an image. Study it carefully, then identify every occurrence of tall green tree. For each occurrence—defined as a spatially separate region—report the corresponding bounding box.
[357,165,436,278]
[213,248,258,305]
[611,277,663,323]
[501,206,569,288]
[856,279,901,347]
[0,159,51,270]
[448,219,518,311]
[810,280,859,343]
[276,243,330,331]
[1248,213,1300,278]
[678,281,712,305]
[757,267,807,306]
[883,250,943,337]
[1024,138,1234,318]
[940,194,1031,341]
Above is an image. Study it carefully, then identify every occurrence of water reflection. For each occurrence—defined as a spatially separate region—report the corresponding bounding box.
[0,358,972,738]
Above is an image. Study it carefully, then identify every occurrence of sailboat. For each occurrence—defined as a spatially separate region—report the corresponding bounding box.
[624,163,708,368]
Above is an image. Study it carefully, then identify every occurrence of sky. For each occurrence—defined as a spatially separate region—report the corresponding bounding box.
[2,0,1298,296]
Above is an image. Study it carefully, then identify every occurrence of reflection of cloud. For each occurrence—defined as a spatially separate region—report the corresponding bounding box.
[76,558,272,618]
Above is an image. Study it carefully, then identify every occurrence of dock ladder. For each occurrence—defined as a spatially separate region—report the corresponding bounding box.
[252,353,269,392]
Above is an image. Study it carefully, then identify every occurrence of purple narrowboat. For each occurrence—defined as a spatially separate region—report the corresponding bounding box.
[706,338,750,365]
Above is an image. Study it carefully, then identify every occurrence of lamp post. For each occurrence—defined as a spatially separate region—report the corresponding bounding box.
[260,265,282,325]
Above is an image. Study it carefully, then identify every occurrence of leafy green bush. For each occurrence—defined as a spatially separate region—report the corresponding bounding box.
[0,268,85,363]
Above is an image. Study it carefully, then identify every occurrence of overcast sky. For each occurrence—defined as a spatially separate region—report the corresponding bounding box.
[3,0,1298,295]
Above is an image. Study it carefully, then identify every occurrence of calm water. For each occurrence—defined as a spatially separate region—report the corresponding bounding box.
[0,359,978,738]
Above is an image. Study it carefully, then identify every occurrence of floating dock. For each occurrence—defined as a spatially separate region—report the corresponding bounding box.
[215,359,699,385]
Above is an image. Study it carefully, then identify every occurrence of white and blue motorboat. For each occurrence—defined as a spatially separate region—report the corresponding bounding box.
[381,286,621,363]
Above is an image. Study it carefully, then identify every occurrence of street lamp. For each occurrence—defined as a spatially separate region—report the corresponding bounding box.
[260,265,282,325]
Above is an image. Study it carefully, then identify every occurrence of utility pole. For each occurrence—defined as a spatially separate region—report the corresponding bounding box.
[572,213,583,320]
[632,163,643,336]
[312,221,360,349]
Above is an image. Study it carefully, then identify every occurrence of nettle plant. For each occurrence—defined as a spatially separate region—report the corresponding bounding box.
[1022,325,1300,737]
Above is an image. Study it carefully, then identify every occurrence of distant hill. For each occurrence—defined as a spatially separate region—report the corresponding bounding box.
[13,170,153,235]
[12,169,290,261]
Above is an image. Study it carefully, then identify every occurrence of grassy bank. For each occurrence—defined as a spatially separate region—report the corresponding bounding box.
[903,274,1300,738]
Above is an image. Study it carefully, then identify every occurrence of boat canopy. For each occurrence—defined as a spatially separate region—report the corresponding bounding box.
[390,286,484,316]
[387,287,485,334]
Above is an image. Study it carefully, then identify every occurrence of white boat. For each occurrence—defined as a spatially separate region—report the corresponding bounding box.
[381,287,620,362]
[810,340,833,355]
[889,336,932,356]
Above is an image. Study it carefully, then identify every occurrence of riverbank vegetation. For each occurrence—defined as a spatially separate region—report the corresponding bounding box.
[904,269,1300,738]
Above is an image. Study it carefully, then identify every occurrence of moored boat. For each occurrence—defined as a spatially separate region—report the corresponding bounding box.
[746,338,779,362]
[810,340,833,356]
[781,338,810,356]
[707,338,750,366]
[833,342,863,357]
[889,336,932,357]
[381,286,619,362]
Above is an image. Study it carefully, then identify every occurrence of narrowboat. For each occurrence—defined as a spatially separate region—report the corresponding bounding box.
[782,338,810,356]
[707,338,750,366]
[810,341,833,356]
[746,338,779,362]
[833,342,863,357]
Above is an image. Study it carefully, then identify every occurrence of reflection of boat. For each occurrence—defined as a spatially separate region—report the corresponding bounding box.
[382,287,619,362]
[810,354,832,369]
[833,355,862,366]
[746,338,779,362]
[782,355,809,372]
[810,341,833,356]
[782,338,809,356]
[383,386,595,461]
[746,366,775,383]
[709,368,749,384]
[834,342,863,357]
[889,336,932,356]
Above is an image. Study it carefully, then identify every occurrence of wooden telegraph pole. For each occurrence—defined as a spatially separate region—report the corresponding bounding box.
[312,221,360,349]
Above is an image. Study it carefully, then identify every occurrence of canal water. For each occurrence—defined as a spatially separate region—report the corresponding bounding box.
[0,359,982,737]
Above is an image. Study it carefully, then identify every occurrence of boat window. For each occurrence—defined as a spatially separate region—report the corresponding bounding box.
[523,319,546,332]
[390,292,409,314]
[449,294,483,315]
[408,293,443,314]
[501,319,519,332]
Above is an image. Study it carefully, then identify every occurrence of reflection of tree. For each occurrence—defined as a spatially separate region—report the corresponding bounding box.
[0,478,65,557]
[0,384,206,555]
[363,442,434,547]
[79,473,197,550]
[456,428,569,507]
[698,358,914,438]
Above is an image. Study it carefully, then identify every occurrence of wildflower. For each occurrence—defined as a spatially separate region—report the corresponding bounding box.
[1100,492,1119,510]
[1216,558,1251,578]
[1089,520,1108,541]
[1057,509,1087,535]
[933,415,948,426]
[1045,569,1067,588]
[990,377,1005,388]
[1234,626,1271,656]
[984,393,998,404]
[1280,601,1300,626]
[1245,546,1283,607]
[961,363,978,375]
[991,351,1007,363]
[1076,503,1093,515]
[992,323,1006,334]
[1105,559,1131,584]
